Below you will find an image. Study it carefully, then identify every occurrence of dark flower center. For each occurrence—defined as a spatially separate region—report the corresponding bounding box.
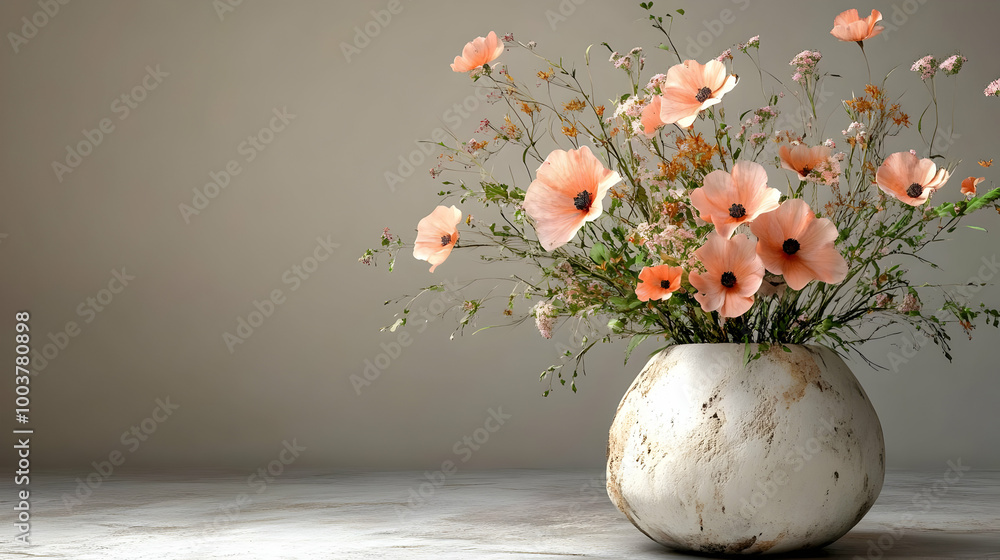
[720,271,737,288]
[695,86,712,103]
[440,234,452,246]
[906,183,924,198]
[573,190,593,211]
[660,279,671,290]
[729,203,747,219]
[782,238,801,255]
[800,166,812,176]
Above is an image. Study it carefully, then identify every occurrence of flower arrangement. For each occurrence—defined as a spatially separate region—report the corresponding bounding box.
[362,4,1000,394]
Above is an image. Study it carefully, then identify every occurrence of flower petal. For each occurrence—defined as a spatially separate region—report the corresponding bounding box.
[524,147,617,251]
[413,205,462,272]
[690,170,734,224]
[718,293,754,318]
[690,271,725,313]
[640,96,665,137]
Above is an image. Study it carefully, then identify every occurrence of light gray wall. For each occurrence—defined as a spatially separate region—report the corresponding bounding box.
[1,0,997,474]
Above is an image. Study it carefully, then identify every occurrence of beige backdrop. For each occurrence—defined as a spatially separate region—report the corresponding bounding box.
[1,0,998,474]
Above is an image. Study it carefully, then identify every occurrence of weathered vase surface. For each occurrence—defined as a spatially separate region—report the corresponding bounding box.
[606,344,884,554]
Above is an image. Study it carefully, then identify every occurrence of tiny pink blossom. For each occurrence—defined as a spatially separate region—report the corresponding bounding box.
[939,54,967,76]
[737,35,760,52]
[897,293,920,313]
[532,301,557,339]
[985,78,1000,97]
[646,73,668,92]
[843,122,866,144]
[815,156,841,186]
[910,55,937,81]
[790,50,822,85]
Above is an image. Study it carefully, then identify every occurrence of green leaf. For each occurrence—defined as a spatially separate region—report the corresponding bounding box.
[590,242,609,265]
[929,202,956,219]
[676,8,684,14]
[917,103,929,134]
[625,334,650,364]
[608,296,629,309]
[483,182,509,202]
[965,187,1000,213]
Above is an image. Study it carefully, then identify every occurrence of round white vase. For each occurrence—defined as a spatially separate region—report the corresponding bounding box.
[606,344,884,555]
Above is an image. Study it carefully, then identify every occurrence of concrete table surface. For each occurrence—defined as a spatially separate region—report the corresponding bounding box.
[3,469,998,559]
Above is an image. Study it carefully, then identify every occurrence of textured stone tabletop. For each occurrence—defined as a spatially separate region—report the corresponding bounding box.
[3,469,998,559]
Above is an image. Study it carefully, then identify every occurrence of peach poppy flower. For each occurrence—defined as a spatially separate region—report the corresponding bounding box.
[779,144,832,181]
[640,96,665,137]
[875,151,951,206]
[450,31,504,73]
[689,161,781,239]
[636,265,684,302]
[413,205,461,272]
[830,9,884,43]
[658,59,738,128]
[688,232,764,318]
[523,146,622,251]
[961,176,985,197]
[749,199,848,291]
